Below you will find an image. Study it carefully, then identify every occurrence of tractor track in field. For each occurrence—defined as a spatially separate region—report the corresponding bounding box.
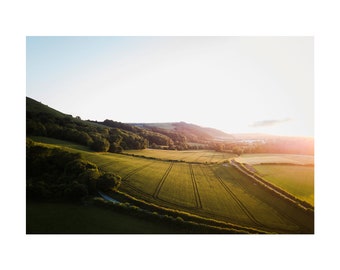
[98,160,118,169]
[121,162,303,233]
[199,164,264,225]
[153,162,174,199]
[122,181,155,199]
[122,161,155,181]
[227,161,314,231]
[122,161,199,211]
[208,167,264,227]
[122,172,293,233]
[199,164,216,188]
[189,164,202,209]
[123,182,200,211]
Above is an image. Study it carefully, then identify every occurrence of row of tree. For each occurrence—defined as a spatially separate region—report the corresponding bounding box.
[27,106,193,152]
[26,97,219,151]
[27,111,148,152]
[97,119,190,150]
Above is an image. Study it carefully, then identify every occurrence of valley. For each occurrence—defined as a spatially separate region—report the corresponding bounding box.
[26,97,314,234]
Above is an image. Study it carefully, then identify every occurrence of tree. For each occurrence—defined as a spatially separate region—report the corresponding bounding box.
[77,131,93,146]
[97,173,121,192]
[64,159,98,178]
[91,137,110,152]
[27,141,124,203]
[79,169,101,195]
[26,120,47,136]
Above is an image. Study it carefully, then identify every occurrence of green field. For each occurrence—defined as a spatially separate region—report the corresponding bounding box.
[252,164,314,206]
[123,149,236,163]
[235,153,314,165]
[26,202,189,233]
[29,137,314,233]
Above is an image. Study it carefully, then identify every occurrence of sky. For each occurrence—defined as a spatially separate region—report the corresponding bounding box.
[26,36,313,137]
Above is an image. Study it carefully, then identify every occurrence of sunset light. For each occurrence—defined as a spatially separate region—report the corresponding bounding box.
[26,36,313,137]
[26,36,314,235]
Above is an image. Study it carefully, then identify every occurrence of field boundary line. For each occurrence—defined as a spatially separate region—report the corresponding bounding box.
[189,164,202,209]
[230,159,314,212]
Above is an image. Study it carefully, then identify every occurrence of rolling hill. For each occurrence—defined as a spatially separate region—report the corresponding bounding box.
[26,97,233,151]
[133,122,234,142]
[26,96,313,155]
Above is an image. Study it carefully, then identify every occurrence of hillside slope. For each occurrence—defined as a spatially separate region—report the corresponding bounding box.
[26,97,148,151]
[133,121,234,143]
[27,97,228,151]
[26,97,235,151]
[26,97,66,118]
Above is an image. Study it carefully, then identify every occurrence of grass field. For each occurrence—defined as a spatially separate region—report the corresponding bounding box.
[252,164,314,206]
[26,202,188,233]
[29,137,314,233]
[28,136,94,152]
[123,149,236,163]
[235,153,314,165]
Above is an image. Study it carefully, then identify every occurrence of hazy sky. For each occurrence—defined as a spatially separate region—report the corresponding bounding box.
[26,36,313,137]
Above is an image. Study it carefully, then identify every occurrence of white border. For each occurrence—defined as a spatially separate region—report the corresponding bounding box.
[1,0,339,269]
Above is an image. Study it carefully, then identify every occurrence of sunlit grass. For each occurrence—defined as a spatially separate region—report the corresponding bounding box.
[28,136,93,152]
[123,149,236,163]
[28,137,313,233]
[236,153,314,165]
[252,164,314,206]
[157,163,197,208]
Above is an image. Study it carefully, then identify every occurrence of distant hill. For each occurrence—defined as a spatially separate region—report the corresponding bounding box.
[27,97,230,151]
[132,122,234,143]
[26,97,313,155]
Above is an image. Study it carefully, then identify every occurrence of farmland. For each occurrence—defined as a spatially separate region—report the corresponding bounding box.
[235,153,314,165]
[30,137,314,233]
[123,149,236,163]
[252,164,314,206]
[234,153,314,206]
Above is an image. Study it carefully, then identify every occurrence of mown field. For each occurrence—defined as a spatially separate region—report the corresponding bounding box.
[123,149,236,163]
[252,164,314,206]
[235,153,314,165]
[234,153,314,206]
[29,137,314,233]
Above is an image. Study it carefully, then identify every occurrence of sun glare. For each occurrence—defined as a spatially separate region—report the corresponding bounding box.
[26,36,313,138]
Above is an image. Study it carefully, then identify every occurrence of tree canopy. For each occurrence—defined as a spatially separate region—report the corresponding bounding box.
[26,139,121,201]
